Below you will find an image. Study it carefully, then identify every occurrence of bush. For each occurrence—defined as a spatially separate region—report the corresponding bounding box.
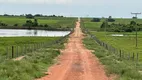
[39,24,44,27]
[0,22,8,26]
[26,14,34,19]
[13,24,18,27]
[91,18,101,22]
[130,21,136,25]
[44,24,49,27]
[107,18,115,22]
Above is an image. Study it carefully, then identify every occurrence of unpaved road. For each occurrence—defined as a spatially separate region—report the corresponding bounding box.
[38,19,110,80]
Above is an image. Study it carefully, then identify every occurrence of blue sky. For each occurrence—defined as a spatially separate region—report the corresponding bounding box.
[0,0,142,18]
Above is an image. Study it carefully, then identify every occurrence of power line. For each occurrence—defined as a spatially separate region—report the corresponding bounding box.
[131,12,141,48]
[131,12,141,18]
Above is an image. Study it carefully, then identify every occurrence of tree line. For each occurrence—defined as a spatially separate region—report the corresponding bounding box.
[91,16,115,22]
[0,19,70,31]
[0,14,64,19]
[100,21,142,32]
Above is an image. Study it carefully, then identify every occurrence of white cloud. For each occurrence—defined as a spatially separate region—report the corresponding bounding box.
[0,0,73,4]
[0,0,141,6]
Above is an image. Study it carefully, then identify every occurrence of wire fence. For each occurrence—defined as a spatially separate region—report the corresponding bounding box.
[81,22,140,63]
[0,30,74,60]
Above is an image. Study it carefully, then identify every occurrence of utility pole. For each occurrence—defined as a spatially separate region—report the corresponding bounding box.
[105,18,108,36]
[131,12,141,48]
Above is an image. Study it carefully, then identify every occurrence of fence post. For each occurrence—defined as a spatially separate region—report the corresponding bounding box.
[137,53,139,63]
[6,47,9,59]
[133,53,135,61]
[17,46,18,57]
[25,45,27,54]
[12,46,14,58]
[120,50,122,58]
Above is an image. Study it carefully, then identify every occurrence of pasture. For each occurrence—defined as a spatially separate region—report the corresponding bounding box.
[82,18,142,61]
[0,37,60,56]
[0,16,76,29]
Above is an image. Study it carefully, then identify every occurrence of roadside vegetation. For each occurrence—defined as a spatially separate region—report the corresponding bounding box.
[0,14,73,80]
[0,37,60,56]
[82,17,142,79]
[83,35,142,80]
[0,35,67,80]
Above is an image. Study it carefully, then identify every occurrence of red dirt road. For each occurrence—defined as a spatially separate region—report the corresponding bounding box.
[38,19,110,80]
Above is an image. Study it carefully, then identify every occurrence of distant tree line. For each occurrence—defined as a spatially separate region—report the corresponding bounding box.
[100,21,142,32]
[91,16,115,22]
[0,14,64,19]
[0,19,70,31]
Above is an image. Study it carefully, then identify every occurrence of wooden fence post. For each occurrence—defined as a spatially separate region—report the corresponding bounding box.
[12,46,14,58]
[7,47,9,58]
[120,50,122,58]
[17,46,18,57]
[133,53,135,61]
[137,53,139,63]
[25,45,27,54]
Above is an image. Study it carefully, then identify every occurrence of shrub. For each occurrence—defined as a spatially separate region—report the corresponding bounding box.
[91,18,101,22]
[13,24,18,27]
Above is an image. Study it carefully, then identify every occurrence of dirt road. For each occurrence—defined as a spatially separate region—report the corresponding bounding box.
[38,19,110,80]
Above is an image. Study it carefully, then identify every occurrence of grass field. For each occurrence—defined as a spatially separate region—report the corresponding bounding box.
[83,36,142,80]
[82,18,142,61]
[0,16,76,29]
[82,18,142,31]
[0,37,66,80]
[0,37,60,56]
[91,31,142,61]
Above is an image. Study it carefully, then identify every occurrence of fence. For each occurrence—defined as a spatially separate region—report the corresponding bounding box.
[1,30,74,60]
[81,22,139,63]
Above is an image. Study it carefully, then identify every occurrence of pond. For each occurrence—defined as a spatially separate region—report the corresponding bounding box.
[111,34,124,37]
[0,29,70,37]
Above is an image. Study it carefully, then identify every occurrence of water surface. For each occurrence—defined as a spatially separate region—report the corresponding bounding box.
[0,29,70,37]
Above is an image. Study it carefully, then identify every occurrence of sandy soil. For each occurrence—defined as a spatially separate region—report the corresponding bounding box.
[13,56,25,61]
[37,19,110,80]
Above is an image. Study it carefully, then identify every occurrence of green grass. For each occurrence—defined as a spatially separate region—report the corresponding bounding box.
[88,31,142,61]
[84,22,102,31]
[0,37,60,56]
[0,40,65,80]
[82,18,142,61]
[83,35,142,80]
[90,31,142,52]
[0,33,67,80]
[82,18,142,31]
[0,16,76,28]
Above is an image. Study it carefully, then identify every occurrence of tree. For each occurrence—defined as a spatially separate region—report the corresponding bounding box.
[100,21,108,28]
[109,16,112,19]
[26,14,34,19]
[33,19,38,26]
[132,17,137,19]
[108,16,115,22]
[91,18,101,22]
[34,14,42,17]
[14,24,18,27]
[0,21,8,26]
[44,24,49,27]
[23,20,33,29]
[3,14,10,16]
[130,21,136,25]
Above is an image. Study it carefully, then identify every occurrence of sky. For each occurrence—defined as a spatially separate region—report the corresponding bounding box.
[0,0,142,18]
